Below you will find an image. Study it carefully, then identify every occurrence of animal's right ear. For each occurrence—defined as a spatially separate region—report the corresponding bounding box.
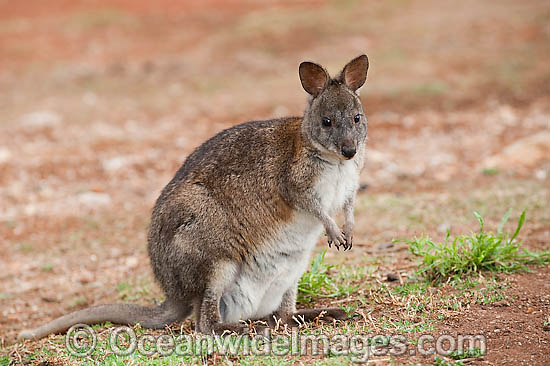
[299,62,329,97]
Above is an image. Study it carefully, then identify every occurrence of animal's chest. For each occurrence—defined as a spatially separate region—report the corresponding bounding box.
[315,160,360,214]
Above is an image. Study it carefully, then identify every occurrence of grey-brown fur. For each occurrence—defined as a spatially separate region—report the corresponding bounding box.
[18,55,369,340]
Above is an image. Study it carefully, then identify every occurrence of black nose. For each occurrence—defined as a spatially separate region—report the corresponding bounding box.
[341,146,356,158]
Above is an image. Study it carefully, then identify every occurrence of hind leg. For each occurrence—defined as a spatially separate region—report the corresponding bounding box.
[198,288,250,334]
[193,296,244,334]
[288,308,348,325]
[195,261,251,335]
[265,282,347,327]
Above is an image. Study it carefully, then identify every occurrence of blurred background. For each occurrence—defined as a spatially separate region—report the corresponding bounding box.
[1,0,548,340]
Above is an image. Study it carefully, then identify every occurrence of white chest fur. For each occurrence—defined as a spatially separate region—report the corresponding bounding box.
[219,159,361,323]
[315,159,360,214]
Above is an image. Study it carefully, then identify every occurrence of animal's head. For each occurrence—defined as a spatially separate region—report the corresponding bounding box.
[299,55,369,161]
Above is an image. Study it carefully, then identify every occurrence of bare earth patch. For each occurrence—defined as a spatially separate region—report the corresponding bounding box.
[435,266,550,365]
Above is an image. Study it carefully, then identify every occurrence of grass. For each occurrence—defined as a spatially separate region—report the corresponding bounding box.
[117,278,152,301]
[450,346,484,360]
[397,210,550,284]
[474,281,506,305]
[378,316,434,334]
[297,250,366,304]
[482,167,500,176]
[393,281,429,297]
[431,347,485,366]
[9,321,363,366]
[297,250,338,304]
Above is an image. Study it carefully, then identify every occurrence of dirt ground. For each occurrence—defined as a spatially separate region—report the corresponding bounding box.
[0,0,549,365]
[435,266,550,365]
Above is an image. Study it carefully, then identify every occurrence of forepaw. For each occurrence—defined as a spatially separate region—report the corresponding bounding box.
[326,226,348,251]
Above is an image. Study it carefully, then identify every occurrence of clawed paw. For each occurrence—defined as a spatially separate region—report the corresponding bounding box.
[325,223,353,250]
[327,232,344,250]
[327,229,352,251]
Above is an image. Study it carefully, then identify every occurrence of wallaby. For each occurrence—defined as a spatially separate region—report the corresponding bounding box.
[18,55,370,340]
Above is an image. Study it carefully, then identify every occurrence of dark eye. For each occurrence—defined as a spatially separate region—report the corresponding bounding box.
[354,114,361,123]
[322,117,332,127]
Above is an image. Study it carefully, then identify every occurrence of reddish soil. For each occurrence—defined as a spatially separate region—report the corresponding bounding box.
[436,266,550,365]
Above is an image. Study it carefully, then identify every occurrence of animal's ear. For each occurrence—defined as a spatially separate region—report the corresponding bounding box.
[299,61,329,97]
[341,54,369,92]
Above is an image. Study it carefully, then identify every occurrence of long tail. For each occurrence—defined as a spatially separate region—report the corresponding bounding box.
[18,300,190,341]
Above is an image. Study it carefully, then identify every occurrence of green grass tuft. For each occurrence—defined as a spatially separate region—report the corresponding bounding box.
[450,346,484,360]
[397,210,550,283]
[297,250,338,304]
[482,167,500,175]
[297,250,363,304]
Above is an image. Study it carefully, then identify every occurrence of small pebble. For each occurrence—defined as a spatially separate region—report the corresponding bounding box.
[386,273,399,282]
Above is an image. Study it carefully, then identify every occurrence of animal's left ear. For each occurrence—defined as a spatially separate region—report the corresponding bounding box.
[340,54,369,92]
